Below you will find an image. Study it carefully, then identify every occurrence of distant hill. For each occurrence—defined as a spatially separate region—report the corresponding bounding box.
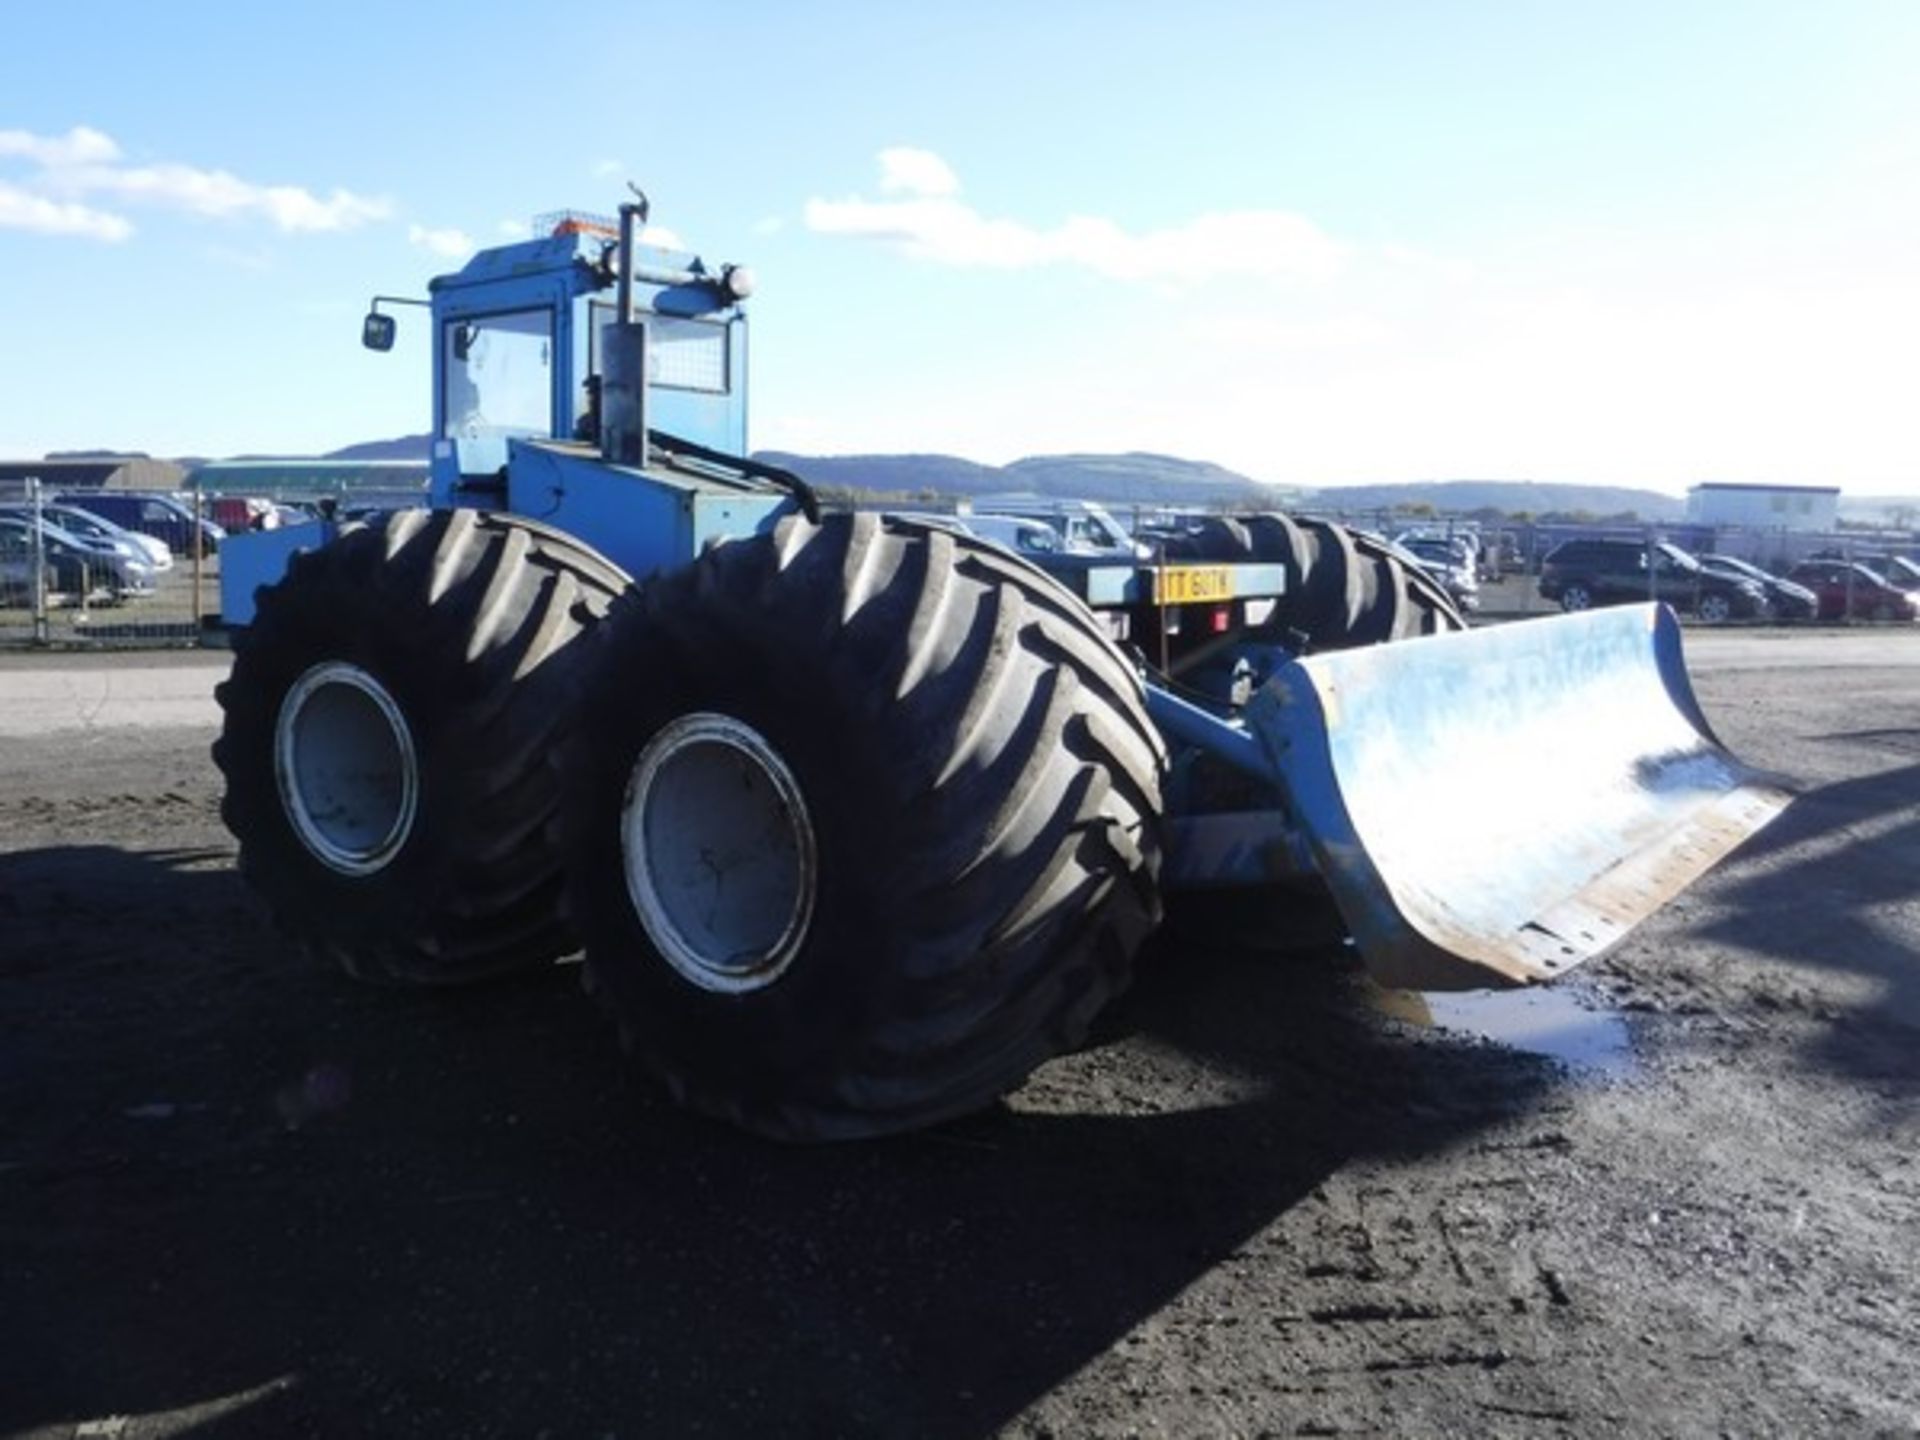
[280,436,1907,528]
[1306,479,1685,521]
[307,439,1282,505]
[327,434,433,462]
[1839,494,1920,525]
[751,451,1007,498]
[1004,453,1290,506]
[754,449,1286,507]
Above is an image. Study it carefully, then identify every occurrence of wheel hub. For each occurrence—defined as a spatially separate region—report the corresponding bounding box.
[274,662,419,876]
[621,713,817,994]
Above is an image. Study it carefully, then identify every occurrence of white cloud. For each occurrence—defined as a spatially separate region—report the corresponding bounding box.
[806,150,1346,284]
[0,125,389,236]
[639,224,685,251]
[56,162,389,231]
[408,222,475,259]
[591,158,624,179]
[877,147,959,198]
[497,218,532,239]
[0,125,121,168]
[0,181,131,241]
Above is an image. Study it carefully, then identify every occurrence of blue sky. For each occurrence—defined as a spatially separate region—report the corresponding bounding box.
[2,1,1917,494]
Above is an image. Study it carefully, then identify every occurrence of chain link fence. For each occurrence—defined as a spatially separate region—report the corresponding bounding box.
[1290,509,1919,622]
[2,473,1914,647]
[0,476,213,647]
[0,463,430,651]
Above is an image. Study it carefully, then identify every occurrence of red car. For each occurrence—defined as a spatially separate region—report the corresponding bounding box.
[1784,560,1920,621]
[206,495,280,534]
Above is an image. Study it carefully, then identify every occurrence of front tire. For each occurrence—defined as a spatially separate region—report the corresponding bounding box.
[563,513,1167,1141]
[1560,583,1594,613]
[213,509,628,984]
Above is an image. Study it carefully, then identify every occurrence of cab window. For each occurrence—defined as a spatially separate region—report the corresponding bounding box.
[443,309,554,439]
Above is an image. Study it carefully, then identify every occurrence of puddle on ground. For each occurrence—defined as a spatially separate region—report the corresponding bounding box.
[1370,981,1636,1079]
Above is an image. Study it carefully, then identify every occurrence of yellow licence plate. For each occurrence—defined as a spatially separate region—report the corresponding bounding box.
[1155,565,1235,605]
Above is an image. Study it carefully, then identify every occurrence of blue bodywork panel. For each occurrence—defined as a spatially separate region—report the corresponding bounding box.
[220,518,336,626]
[505,440,793,581]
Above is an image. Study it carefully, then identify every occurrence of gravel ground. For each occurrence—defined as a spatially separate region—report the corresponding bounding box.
[1,627,1916,1438]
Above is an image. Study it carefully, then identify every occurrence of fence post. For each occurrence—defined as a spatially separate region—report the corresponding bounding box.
[192,484,204,640]
[27,476,49,646]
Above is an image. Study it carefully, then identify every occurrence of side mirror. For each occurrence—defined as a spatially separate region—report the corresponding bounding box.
[362,312,397,352]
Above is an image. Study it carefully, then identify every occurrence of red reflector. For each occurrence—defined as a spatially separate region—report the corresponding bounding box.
[1210,606,1232,634]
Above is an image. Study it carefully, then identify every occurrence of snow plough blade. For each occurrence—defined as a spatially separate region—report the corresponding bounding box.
[1247,604,1792,991]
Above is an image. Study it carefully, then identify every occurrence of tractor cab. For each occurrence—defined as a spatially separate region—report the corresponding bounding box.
[364,210,754,510]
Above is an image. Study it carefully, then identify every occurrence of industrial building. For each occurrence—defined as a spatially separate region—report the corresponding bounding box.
[0,456,187,493]
[1685,482,1840,531]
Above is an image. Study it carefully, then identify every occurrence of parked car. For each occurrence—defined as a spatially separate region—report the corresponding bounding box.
[206,494,282,534]
[1866,554,1920,594]
[1696,554,1817,621]
[971,499,1151,559]
[53,492,225,556]
[0,544,35,606]
[1395,535,1481,612]
[1395,527,1489,579]
[0,515,154,603]
[1538,538,1767,621]
[1784,560,1920,621]
[898,512,1072,564]
[0,501,173,573]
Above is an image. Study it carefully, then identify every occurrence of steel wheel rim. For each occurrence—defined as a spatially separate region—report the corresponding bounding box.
[621,712,817,994]
[274,662,419,876]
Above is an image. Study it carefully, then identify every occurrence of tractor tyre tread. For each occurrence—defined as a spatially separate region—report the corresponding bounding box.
[213,508,628,985]
[1238,513,1465,648]
[563,511,1167,1141]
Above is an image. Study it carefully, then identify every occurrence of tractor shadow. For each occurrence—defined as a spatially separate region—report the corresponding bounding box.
[0,844,1555,1439]
[1683,752,1920,1092]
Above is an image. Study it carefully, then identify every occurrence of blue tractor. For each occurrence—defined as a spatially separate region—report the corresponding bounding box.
[214,201,1788,1140]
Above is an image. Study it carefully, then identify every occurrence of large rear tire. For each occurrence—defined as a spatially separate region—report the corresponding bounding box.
[1163,513,1464,650]
[213,509,628,984]
[563,512,1166,1141]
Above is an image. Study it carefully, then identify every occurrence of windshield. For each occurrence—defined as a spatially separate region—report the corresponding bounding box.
[0,517,92,551]
[443,309,554,439]
[1657,543,1700,573]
